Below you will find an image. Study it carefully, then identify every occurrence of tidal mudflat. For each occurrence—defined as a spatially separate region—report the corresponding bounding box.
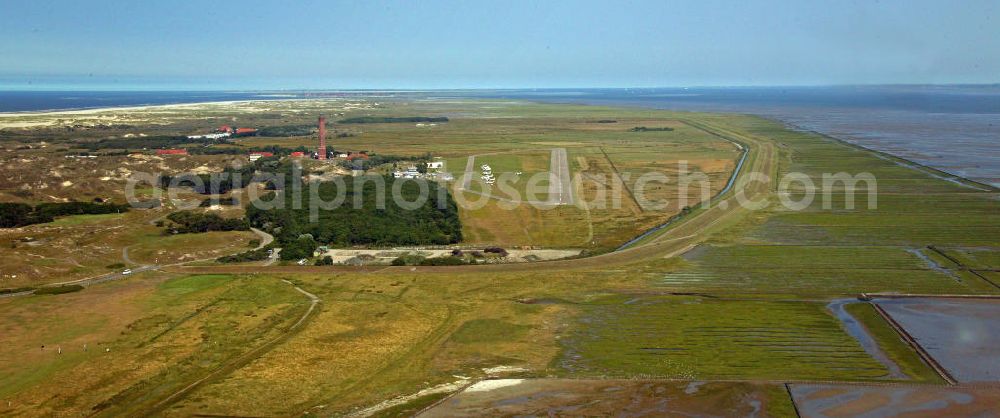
[875,297,1000,383]
[789,383,1000,418]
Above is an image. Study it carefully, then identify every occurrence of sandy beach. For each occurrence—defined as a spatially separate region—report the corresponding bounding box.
[0,97,348,129]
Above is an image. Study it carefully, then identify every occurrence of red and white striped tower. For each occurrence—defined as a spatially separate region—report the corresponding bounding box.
[317,116,327,160]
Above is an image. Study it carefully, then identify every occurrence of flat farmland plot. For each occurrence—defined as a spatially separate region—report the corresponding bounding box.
[559,296,892,381]
[657,245,988,296]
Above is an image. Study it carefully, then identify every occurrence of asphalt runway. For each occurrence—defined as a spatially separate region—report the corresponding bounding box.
[548,148,574,205]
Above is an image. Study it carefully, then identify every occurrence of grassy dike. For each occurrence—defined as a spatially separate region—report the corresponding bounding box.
[2,100,998,416]
[842,302,945,383]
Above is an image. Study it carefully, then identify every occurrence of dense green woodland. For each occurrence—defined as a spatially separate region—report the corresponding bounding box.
[164,211,250,234]
[337,152,429,171]
[256,125,316,137]
[247,175,461,259]
[217,247,271,263]
[0,201,129,228]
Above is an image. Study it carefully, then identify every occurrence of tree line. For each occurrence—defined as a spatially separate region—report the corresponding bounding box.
[247,175,462,260]
[337,152,427,171]
[0,201,129,228]
[81,135,201,151]
[337,116,449,124]
[164,210,250,234]
[256,125,316,137]
[629,126,675,132]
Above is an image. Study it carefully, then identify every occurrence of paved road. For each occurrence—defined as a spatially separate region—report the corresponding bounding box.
[169,119,777,276]
[457,148,574,206]
[250,227,274,250]
[0,289,38,299]
[462,155,476,190]
[11,119,773,286]
[263,248,281,266]
[45,264,160,289]
[5,228,274,298]
[547,148,574,205]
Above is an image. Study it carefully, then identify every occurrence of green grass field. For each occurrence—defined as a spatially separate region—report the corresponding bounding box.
[638,113,1000,297]
[658,244,992,295]
[1,99,998,416]
[559,295,893,381]
[842,302,944,382]
[0,273,308,416]
[459,151,552,201]
[938,247,1000,270]
[47,213,126,226]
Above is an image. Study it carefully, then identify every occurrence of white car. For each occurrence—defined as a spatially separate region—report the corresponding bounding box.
[121,269,132,275]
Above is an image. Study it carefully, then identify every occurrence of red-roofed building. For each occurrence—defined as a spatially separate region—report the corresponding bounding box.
[290,151,305,157]
[248,151,273,162]
[218,125,233,133]
[234,128,258,136]
[156,149,188,155]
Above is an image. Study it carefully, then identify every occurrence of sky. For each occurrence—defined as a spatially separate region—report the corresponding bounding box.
[0,0,998,90]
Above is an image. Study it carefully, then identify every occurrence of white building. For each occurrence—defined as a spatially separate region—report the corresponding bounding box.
[187,132,231,140]
[426,161,444,169]
[248,153,272,162]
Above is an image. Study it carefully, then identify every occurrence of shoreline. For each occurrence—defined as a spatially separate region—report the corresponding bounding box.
[508,96,1000,191]
[2,93,995,191]
[768,117,998,192]
[0,97,322,118]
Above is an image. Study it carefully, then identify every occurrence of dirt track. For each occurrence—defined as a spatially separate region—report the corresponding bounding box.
[135,278,321,416]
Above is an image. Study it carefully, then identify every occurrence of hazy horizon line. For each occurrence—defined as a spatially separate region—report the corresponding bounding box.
[2,83,999,93]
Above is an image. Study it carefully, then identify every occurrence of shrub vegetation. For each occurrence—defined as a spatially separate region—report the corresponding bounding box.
[34,285,84,295]
[0,201,129,228]
[165,211,250,234]
[337,116,448,124]
[247,175,462,252]
[629,126,674,132]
